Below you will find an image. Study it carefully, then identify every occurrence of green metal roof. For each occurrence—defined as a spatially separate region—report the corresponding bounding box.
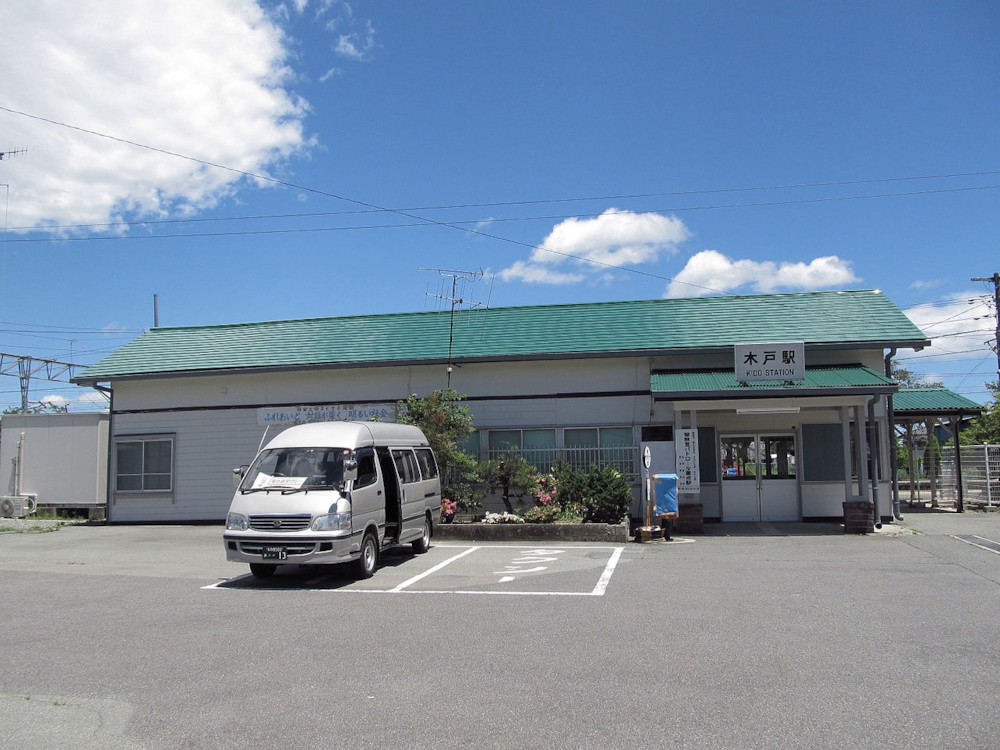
[893,387,983,414]
[650,366,897,400]
[75,289,929,384]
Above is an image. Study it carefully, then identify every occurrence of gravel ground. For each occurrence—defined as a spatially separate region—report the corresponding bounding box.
[0,517,84,532]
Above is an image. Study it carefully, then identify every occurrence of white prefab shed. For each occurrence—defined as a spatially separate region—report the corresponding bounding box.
[0,412,109,515]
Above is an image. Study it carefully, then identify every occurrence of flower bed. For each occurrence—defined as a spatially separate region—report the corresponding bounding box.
[432,520,629,543]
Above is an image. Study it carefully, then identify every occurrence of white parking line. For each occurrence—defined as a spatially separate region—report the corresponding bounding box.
[204,544,626,596]
[389,546,480,592]
[952,534,1000,555]
[592,545,624,596]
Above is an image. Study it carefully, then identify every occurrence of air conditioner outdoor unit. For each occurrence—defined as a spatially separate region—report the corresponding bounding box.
[1,495,37,519]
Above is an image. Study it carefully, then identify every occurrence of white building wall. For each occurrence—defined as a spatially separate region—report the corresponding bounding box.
[105,349,895,522]
[108,356,657,521]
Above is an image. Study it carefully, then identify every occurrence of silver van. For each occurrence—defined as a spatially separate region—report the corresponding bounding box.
[224,421,441,579]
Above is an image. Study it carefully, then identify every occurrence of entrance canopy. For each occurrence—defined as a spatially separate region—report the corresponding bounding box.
[651,365,896,401]
[892,387,983,512]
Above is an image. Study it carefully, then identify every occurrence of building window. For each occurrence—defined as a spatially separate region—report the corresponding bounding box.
[487,429,556,473]
[116,436,173,492]
[483,427,636,479]
[564,427,635,477]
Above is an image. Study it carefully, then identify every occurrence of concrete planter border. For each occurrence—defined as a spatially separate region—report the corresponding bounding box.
[433,521,629,543]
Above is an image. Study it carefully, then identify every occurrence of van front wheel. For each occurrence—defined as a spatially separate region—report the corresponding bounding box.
[355,532,378,579]
[412,516,431,554]
[249,563,276,578]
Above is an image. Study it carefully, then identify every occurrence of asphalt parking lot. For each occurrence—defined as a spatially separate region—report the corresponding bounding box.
[1,509,998,749]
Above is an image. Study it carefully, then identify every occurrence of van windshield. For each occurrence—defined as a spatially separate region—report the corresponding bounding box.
[241,447,348,492]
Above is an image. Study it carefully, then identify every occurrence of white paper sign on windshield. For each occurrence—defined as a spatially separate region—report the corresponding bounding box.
[252,473,306,490]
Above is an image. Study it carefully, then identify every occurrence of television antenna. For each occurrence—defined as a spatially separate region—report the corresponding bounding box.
[0,148,27,161]
[419,268,484,387]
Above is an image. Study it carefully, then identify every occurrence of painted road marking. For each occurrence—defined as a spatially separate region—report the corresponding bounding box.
[953,535,1000,555]
[389,546,480,592]
[204,544,624,596]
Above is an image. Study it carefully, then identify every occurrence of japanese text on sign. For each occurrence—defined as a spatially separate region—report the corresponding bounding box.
[734,342,805,382]
[675,428,700,493]
[257,403,396,427]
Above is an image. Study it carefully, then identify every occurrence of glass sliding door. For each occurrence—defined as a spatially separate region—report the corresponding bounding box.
[721,434,799,521]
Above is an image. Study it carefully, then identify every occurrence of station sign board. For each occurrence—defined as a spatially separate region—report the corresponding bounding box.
[734,342,805,382]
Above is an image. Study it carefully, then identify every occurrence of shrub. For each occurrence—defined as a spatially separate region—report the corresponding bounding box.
[552,461,630,524]
[523,504,560,524]
[582,464,632,524]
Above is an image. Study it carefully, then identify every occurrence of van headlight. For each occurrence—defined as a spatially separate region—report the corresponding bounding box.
[226,512,249,531]
[311,513,351,531]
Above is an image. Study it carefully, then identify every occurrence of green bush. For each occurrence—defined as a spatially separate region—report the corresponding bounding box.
[582,464,632,524]
[523,504,560,524]
[552,462,630,524]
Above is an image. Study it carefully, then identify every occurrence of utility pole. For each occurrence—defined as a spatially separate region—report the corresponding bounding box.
[0,352,82,411]
[971,272,1000,388]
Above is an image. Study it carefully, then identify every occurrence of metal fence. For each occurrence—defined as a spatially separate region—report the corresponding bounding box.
[483,446,638,482]
[939,444,1000,508]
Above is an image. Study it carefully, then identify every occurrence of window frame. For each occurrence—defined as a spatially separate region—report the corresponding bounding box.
[114,434,175,495]
[483,426,637,479]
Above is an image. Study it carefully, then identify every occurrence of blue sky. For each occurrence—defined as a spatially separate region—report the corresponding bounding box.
[0,0,997,411]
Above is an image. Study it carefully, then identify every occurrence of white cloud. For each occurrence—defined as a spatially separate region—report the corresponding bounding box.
[0,1,312,231]
[335,20,377,61]
[76,390,111,407]
[39,394,69,409]
[903,292,996,364]
[498,260,586,286]
[500,209,690,285]
[665,250,859,298]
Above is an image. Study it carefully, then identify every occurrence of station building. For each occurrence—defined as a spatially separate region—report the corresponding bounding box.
[73,289,930,525]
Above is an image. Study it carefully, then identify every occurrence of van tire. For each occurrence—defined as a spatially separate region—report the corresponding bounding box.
[249,563,277,578]
[412,516,431,554]
[355,531,378,579]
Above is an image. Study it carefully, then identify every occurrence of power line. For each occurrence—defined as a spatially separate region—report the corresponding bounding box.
[5,184,1000,246]
[8,170,1000,234]
[1,104,996,302]
[971,272,1000,388]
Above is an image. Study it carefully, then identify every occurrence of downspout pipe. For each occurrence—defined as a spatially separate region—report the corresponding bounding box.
[868,395,883,530]
[885,348,903,521]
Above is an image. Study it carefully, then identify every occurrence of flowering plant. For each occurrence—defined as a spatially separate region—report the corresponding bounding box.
[535,475,558,507]
[482,511,525,524]
[440,498,458,517]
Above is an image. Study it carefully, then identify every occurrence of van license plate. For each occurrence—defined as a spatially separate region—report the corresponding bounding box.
[262,546,287,560]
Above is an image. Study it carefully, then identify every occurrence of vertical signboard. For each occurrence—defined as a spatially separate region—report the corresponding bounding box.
[675,428,700,493]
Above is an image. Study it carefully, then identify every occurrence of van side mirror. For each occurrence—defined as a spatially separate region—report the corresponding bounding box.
[343,458,358,483]
[232,465,248,488]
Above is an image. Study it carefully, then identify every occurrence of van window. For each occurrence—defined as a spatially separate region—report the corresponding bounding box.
[415,448,438,479]
[391,449,419,484]
[355,448,378,488]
